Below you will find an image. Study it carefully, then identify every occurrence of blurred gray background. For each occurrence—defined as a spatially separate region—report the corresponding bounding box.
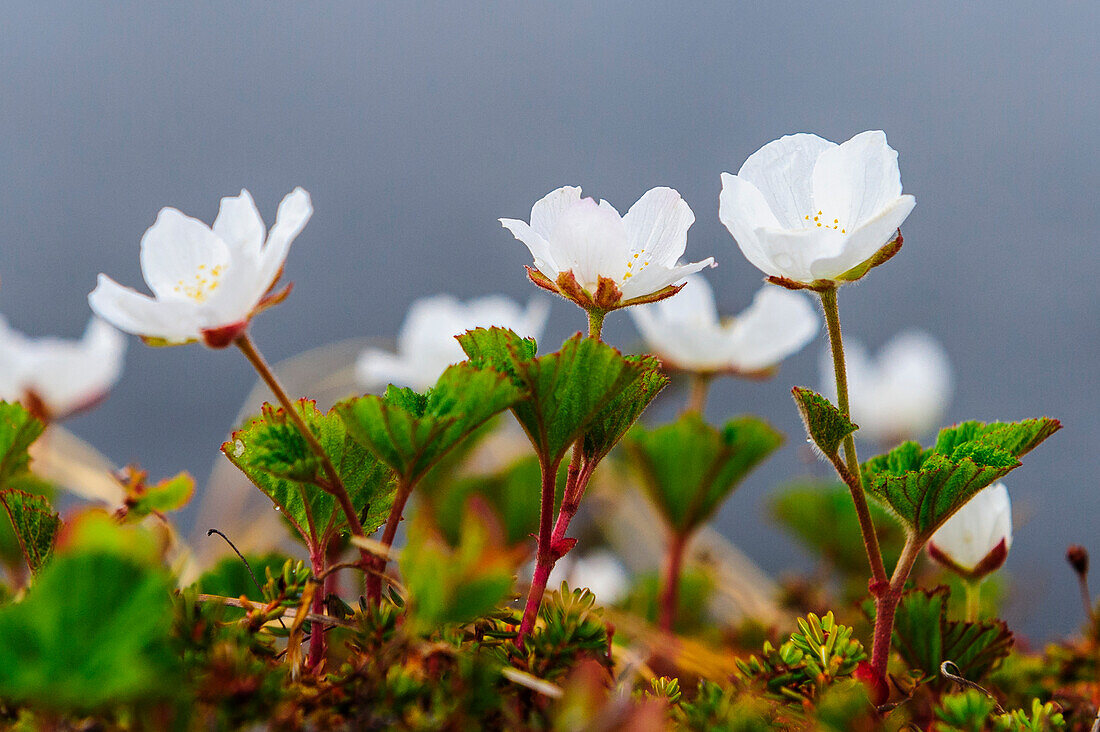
[1,3,1096,639]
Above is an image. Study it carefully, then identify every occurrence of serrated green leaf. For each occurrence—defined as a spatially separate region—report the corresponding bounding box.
[582,354,668,464]
[791,387,856,460]
[623,412,783,534]
[0,550,179,709]
[0,490,60,574]
[335,361,521,485]
[889,586,1014,684]
[224,400,396,552]
[127,472,195,517]
[861,418,1060,539]
[770,481,905,578]
[0,403,44,487]
[458,328,654,468]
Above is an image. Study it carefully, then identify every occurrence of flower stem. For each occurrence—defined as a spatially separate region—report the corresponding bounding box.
[683,373,713,415]
[964,580,981,622]
[659,531,688,633]
[587,310,606,341]
[517,456,562,644]
[869,535,922,683]
[818,287,887,587]
[307,547,327,669]
[365,478,414,604]
[234,333,372,569]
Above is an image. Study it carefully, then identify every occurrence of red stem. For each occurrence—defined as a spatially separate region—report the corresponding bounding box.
[307,547,326,669]
[366,478,413,604]
[659,531,688,633]
[517,456,565,644]
[870,537,922,682]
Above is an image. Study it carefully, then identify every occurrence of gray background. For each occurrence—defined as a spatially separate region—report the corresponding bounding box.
[1,3,1096,639]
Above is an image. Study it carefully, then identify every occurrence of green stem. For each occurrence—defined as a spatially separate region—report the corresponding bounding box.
[964,580,981,622]
[586,310,606,341]
[235,334,371,570]
[818,287,887,587]
[683,373,713,415]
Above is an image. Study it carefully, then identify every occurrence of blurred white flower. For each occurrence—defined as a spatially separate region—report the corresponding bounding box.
[820,330,953,444]
[89,188,312,348]
[356,294,550,392]
[630,274,818,374]
[928,482,1012,579]
[0,316,125,420]
[719,131,915,286]
[545,549,629,606]
[501,186,715,310]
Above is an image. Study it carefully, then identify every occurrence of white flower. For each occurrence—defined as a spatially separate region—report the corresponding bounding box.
[630,274,818,374]
[0,316,126,420]
[545,549,629,605]
[719,131,915,286]
[501,186,715,310]
[357,294,550,392]
[928,482,1012,579]
[89,188,312,348]
[820,330,953,444]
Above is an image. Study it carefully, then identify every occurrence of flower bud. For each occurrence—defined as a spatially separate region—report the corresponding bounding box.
[928,482,1012,581]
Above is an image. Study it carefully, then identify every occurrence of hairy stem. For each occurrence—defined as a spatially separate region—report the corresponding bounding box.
[683,373,713,415]
[587,309,606,341]
[307,547,327,670]
[365,478,414,604]
[870,536,923,682]
[659,531,688,633]
[818,287,887,587]
[517,456,562,644]
[235,333,372,570]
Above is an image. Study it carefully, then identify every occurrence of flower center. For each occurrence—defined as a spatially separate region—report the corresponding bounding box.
[173,263,225,302]
[622,249,649,281]
[803,210,846,234]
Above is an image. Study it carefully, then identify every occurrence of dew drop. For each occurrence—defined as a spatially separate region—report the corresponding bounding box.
[774,253,794,269]
[233,439,245,457]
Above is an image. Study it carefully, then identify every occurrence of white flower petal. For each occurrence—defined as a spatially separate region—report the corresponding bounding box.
[718,172,785,278]
[212,189,265,258]
[139,209,230,301]
[257,187,312,292]
[500,218,558,277]
[752,226,845,282]
[530,185,583,240]
[21,318,126,416]
[806,195,915,280]
[548,198,631,289]
[621,187,695,267]
[89,274,203,343]
[811,130,904,229]
[737,133,835,227]
[726,287,818,371]
[618,257,714,301]
[929,482,1012,572]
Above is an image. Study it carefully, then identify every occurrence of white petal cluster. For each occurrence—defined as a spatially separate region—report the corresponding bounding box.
[89,188,312,347]
[0,316,126,420]
[501,186,715,307]
[720,131,915,284]
[929,482,1013,575]
[357,294,550,392]
[821,330,953,444]
[630,274,818,374]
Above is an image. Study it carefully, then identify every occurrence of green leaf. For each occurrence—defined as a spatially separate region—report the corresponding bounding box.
[126,472,195,518]
[623,412,783,535]
[791,387,856,461]
[581,354,668,464]
[0,550,179,709]
[889,586,1014,685]
[0,489,60,574]
[223,400,396,552]
[0,402,44,486]
[770,481,905,578]
[458,328,655,468]
[335,361,521,485]
[399,509,517,635]
[861,418,1061,539]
